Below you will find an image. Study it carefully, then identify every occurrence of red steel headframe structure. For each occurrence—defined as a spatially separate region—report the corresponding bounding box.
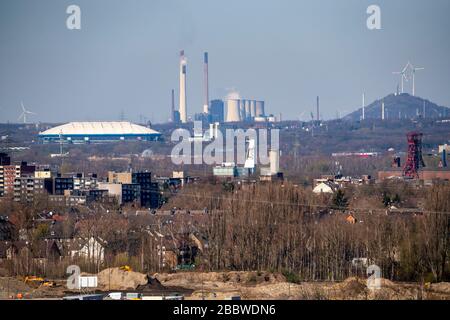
[403,131,426,178]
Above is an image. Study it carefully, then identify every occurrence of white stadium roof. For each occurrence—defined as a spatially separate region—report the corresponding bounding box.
[39,122,160,136]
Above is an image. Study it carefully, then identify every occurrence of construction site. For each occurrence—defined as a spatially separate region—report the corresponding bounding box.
[1,266,450,300]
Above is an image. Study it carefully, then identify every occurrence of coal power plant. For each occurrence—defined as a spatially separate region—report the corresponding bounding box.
[170,50,270,124]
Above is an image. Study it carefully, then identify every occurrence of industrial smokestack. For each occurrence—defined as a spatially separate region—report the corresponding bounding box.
[171,89,175,122]
[382,100,385,120]
[179,50,187,123]
[203,52,209,114]
[316,96,320,122]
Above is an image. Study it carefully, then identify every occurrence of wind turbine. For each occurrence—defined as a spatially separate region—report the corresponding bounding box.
[362,93,366,120]
[18,101,36,124]
[392,63,409,94]
[410,63,424,96]
[298,111,306,121]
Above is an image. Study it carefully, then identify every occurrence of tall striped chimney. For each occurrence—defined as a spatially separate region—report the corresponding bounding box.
[171,89,175,122]
[179,50,187,123]
[203,52,209,114]
[316,96,320,122]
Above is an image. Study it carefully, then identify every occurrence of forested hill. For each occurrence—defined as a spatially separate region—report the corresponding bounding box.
[344,93,449,121]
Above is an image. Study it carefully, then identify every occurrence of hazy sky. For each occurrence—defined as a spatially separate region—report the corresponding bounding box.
[0,0,449,123]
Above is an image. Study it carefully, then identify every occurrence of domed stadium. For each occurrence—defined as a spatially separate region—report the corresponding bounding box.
[39,121,161,143]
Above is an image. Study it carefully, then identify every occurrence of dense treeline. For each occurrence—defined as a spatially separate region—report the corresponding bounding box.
[197,183,449,282]
[1,182,448,283]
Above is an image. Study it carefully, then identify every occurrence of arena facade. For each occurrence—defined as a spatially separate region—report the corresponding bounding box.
[39,122,161,143]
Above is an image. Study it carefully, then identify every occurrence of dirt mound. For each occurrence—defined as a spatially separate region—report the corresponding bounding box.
[333,277,367,295]
[380,278,396,287]
[156,271,285,287]
[136,276,166,291]
[96,268,148,291]
[327,277,370,299]
[0,268,9,277]
[430,282,450,294]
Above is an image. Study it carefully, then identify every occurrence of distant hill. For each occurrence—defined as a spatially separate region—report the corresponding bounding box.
[343,93,450,121]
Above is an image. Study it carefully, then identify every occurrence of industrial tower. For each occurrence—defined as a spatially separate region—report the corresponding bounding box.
[179,50,187,123]
[403,132,426,178]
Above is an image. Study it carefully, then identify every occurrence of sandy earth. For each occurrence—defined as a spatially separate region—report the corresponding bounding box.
[154,272,450,300]
[1,270,449,300]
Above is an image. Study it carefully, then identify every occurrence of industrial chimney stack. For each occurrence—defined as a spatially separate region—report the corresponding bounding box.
[203,52,209,114]
[171,89,175,122]
[316,96,320,122]
[179,50,187,123]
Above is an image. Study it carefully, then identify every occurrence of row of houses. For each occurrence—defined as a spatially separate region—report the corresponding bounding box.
[0,214,106,265]
[313,174,373,194]
[0,209,207,272]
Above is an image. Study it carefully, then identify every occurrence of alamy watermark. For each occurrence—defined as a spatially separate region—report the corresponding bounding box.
[170,121,279,166]
[367,264,382,290]
[367,5,381,30]
[66,5,81,30]
[66,265,98,290]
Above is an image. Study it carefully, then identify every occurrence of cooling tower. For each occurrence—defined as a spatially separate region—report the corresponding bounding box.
[244,100,251,120]
[250,100,256,118]
[179,50,187,123]
[270,149,280,174]
[239,99,247,121]
[226,99,241,122]
[255,101,265,117]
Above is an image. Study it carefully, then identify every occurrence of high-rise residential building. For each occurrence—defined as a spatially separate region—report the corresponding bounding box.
[0,161,35,197]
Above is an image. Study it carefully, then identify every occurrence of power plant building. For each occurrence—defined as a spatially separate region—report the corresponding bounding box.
[210,100,224,123]
[39,122,161,143]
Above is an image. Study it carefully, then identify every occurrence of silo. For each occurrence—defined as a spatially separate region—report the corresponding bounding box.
[255,100,265,117]
[250,100,257,118]
[270,149,280,174]
[226,99,241,122]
